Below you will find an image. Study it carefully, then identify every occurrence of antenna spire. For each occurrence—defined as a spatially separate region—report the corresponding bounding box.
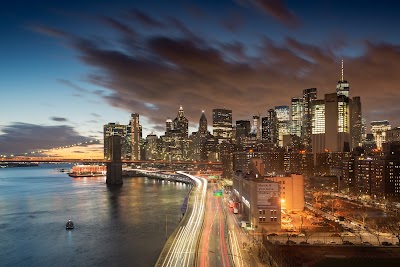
[341,59,344,82]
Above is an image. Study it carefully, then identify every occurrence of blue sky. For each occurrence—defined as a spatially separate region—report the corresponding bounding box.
[1,0,400,155]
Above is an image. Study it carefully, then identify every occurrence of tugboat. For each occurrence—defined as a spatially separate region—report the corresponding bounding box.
[66,219,74,230]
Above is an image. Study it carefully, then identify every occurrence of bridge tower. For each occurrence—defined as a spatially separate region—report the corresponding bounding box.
[106,135,123,185]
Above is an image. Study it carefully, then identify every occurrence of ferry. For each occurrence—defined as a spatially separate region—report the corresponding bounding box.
[68,165,106,178]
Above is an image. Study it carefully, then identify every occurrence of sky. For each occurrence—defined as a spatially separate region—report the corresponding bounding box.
[1,0,400,156]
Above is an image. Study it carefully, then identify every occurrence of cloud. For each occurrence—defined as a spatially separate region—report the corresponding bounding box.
[238,0,300,27]
[34,10,400,134]
[0,123,93,154]
[129,8,163,28]
[50,117,68,122]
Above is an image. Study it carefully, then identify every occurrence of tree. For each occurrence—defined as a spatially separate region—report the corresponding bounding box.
[384,215,400,244]
[358,207,369,226]
[313,191,323,208]
[367,218,385,245]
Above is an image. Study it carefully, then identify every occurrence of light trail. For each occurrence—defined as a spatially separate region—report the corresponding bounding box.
[159,171,207,267]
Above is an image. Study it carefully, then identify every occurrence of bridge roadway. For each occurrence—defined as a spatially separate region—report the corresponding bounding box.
[155,171,208,267]
[0,157,221,166]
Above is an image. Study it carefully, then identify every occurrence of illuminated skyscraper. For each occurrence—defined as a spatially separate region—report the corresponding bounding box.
[252,115,261,140]
[173,105,189,138]
[371,120,391,150]
[350,96,362,149]
[336,60,350,97]
[311,99,325,154]
[325,93,350,152]
[199,110,208,135]
[302,88,317,151]
[130,113,141,160]
[275,106,290,147]
[165,118,173,136]
[264,108,278,146]
[103,122,131,160]
[236,120,251,144]
[212,108,232,143]
[291,97,303,137]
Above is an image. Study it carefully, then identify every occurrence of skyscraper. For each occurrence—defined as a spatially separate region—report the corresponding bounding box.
[199,110,208,135]
[275,106,290,147]
[336,60,350,97]
[291,97,303,137]
[236,120,251,142]
[252,115,261,140]
[130,113,141,160]
[350,96,362,149]
[265,108,278,146]
[302,88,317,151]
[325,93,350,152]
[311,99,325,154]
[371,120,391,150]
[173,105,189,138]
[103,122,131,160]
[212,108,232,143]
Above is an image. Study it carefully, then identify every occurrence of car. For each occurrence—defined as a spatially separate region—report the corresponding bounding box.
[361,242,372,246]
[286,240,296,245]
[298,233,305,237]
[329,241,337,245]
[274,241,281,245]
[299,241,309,245]
[313,240,324,245]
[281,233,290,237]
[381,242,393,246]
[267,233,278,236]
[342,241,354,245]
[290,234,298,237]
[330,233,340,237]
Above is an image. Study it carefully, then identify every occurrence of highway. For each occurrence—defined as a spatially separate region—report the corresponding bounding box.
[157,172,207,267]
[198,183,231,267]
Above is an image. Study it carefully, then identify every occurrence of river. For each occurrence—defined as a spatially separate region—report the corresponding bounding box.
[0,164,190,266]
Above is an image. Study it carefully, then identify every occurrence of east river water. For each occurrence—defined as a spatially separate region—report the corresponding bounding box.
[0,164,190,266]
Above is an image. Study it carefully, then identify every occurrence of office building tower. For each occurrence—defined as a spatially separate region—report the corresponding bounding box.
[103,122,131,159]
[336,60,350,97]
[325,93,350,152]
[236,120,251,144]
[130,113,141,160]
[291,97,303,137]
[173,105,189,138]
[165,118,173,136]
[387,127,400,143]
[350,96,362,149]
[275,106,290,147]
[371,120,391,150]
[265,108,278,146]
[311,99,325,154]
[302,88,317,151]
[199,111,208,135]
[145,133,158,160]
[212,108,232,143]
[251,115,261,140]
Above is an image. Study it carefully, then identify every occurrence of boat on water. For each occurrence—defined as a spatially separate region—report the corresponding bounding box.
[67,164,106,178]
[66,220,74,229]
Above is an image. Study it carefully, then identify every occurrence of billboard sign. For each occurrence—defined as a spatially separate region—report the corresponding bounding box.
[257,182,279,208]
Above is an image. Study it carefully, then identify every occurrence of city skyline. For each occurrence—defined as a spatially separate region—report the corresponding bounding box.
[2,0,400,155]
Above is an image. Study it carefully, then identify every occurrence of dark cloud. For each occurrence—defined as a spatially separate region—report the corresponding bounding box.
[50,117,68,122]
[239,0,300,27]
[28,24,68,38]
[34,10,400,133]
[222,12,245,32]
[100,16,136,37]
[129,8,163,28]
[0,123,93,154]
